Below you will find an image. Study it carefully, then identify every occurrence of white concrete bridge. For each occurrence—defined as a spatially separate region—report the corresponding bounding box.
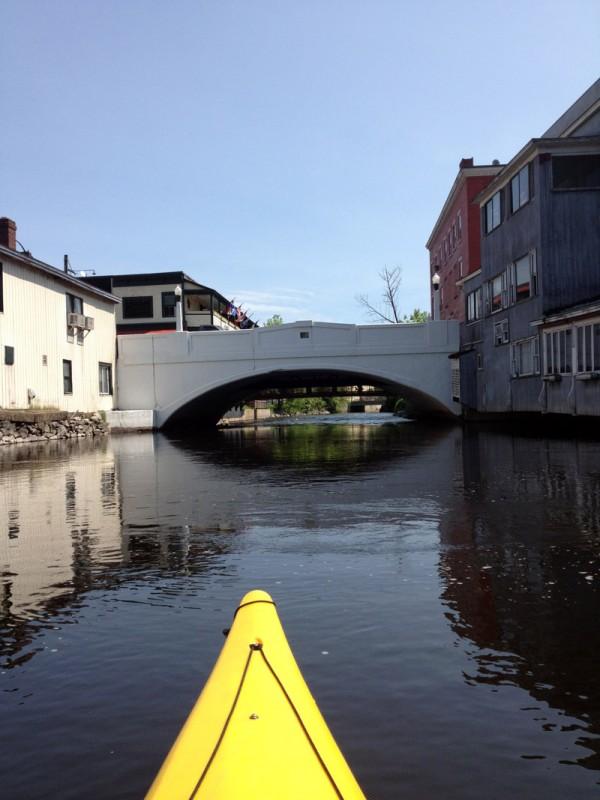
[115,320,460,428]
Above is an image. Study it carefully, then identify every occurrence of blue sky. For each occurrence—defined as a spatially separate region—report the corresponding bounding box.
[2,1,599,323]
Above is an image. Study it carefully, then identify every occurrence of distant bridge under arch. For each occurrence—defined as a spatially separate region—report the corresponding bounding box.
[115,320,460,429]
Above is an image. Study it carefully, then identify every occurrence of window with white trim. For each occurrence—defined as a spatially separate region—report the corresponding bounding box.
[466,287,482,322]
[457,211,462,240]
[510,252,537,303]
[511,336,540,377]
[489,273,506,313]
[510,164,531,213]
[544,328,573,374]
[484,191,502,233]
[99,363,113,395]
[576,322,600,373]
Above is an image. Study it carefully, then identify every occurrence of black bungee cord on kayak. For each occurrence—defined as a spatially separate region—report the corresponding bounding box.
[188,641,346,800]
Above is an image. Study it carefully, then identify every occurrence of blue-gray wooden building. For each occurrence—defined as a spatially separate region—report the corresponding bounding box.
[459,78,600,418]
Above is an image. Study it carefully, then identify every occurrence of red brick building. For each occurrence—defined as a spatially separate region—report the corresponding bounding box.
[426,158,503,321]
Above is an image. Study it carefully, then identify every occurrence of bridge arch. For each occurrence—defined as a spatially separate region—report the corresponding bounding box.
[115,321,460,428]
[159,363,453,429]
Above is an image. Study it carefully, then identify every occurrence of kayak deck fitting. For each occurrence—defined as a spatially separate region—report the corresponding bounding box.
[146,589,366,799]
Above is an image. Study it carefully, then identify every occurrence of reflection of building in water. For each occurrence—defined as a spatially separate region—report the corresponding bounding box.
[0,440,121,619]
[438,429,600,769]
[113,434,244,572]
[0,434,245,668]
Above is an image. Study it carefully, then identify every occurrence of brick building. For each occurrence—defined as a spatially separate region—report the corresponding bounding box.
[426,159,503,321]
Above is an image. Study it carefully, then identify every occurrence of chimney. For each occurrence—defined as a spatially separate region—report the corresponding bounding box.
[0,217,17,250]
[459,157,474,169]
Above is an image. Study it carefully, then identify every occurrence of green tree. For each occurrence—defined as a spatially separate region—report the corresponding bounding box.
[264,314,283,327]
[403,308,429,323]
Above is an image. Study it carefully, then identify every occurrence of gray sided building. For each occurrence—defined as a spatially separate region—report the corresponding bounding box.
[460,79,600,418]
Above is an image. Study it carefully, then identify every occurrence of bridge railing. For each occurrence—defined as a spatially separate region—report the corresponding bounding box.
[117,320,459,366]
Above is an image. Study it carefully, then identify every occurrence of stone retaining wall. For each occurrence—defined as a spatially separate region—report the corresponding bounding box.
[0,412,108,446]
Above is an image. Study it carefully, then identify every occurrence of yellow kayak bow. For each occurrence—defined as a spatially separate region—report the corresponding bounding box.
[146,589,366,799]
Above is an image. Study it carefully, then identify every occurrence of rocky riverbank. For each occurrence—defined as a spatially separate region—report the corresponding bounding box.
[0,411,108,446]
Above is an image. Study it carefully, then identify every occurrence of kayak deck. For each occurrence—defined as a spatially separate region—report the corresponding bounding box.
[146,590,366,799]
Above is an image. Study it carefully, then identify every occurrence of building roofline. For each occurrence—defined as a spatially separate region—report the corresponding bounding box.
[0,244,120,304]
[543,78,600,138]
[474,135,600,205]
[538,295,600,325]
[85,270,257,325]
[88,270,233,308]
[425,165,504,249]
[456,268,481,287]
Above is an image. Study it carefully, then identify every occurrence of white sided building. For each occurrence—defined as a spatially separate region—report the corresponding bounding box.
[0,218,119,413]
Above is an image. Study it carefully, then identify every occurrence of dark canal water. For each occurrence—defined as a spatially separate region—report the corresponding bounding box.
[1,414,600,799]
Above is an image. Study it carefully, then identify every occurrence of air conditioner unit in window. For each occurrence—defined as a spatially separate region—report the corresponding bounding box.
[84,316,94,331]
[68,312,86,328]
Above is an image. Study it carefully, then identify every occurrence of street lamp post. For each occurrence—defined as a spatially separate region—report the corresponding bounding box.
[432,271,441,321]
[174,284,183,332]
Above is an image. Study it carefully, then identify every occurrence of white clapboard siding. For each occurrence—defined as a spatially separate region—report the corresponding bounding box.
[0,254,117,412]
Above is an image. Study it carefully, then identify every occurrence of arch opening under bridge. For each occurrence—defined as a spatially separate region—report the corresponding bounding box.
[161,365,453,428]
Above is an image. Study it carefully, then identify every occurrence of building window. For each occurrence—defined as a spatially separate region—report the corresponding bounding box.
[66,293,83,316]
[494,319,509,346]
[553,155,600,190]
[466,288,482,322]
[489,273,505,313]
[299,331,310,339]
[511,337,540,377]
[484,191,502,233]
[99,363,112,395]
[510,164,531,213]
[477,351,483,370]
[513,254,533,302]
[63,359,73,394]
[457,258,463,278]
[186,294,208,312]
[544,329,572,374]
[4,345,14,365]
[576,322,600,373]
[66,293,83,340]
[122,295,153,318]
[457,211,462,240]
[161,292,176,318]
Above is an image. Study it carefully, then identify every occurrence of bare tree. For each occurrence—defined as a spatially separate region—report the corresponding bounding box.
[356,266,403,323]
